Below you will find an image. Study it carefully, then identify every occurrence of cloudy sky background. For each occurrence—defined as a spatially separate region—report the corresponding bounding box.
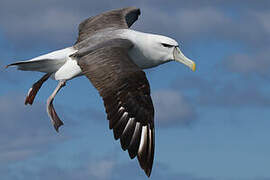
[1,0,270,179]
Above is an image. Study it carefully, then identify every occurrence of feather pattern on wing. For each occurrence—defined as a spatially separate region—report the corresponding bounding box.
[76,38,154,177]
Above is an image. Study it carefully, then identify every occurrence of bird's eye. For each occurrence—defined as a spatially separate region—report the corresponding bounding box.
[161,43,174,48]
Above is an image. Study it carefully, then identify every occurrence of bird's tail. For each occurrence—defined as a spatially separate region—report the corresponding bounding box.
[5,47,77,73]
[6,59,66,73]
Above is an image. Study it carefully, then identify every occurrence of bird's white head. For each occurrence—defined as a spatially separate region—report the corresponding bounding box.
[148,34,196,71]
[125,30,196,70]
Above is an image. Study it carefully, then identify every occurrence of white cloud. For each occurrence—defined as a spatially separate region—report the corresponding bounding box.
[254,11,270,34]
[1,8,82,47]
[152,89,196,127]
[223,49,270,77]
[0,94,67,163]
[1,0,269,50]
[175,7,229,34]
[87,159,115,180]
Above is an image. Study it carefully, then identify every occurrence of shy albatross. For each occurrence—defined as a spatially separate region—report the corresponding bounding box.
[6,7,196,177]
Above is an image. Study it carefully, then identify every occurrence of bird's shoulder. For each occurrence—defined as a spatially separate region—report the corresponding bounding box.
[75,7,140,44]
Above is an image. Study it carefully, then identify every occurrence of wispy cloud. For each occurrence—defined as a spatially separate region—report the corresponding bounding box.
[173,75,270,108]
[1,150,215,180]
[1,1,270,179]
[152,89,197,127]
[1,0,269,50]
[222,50,270,78]
[0,94,67,163]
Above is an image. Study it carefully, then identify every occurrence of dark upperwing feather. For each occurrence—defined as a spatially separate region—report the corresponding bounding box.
[75,7,140,44]
[76,38,154,177]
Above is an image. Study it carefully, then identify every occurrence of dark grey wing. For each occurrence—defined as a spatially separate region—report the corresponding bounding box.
[76,39,154,177]
[75,7,140,44]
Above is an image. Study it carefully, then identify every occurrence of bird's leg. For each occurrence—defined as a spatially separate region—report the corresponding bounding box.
[25,73,52,105]
[47,80,66,132]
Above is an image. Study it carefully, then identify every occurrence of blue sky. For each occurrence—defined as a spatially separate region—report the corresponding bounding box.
[1,0,270,180]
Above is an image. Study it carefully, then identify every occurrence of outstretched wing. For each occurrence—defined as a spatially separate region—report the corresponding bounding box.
[76,39,155,177]
[75,7,140,44]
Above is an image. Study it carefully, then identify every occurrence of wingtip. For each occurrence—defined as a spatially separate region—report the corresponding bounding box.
[145,168,152,177]
[143,158,153,177]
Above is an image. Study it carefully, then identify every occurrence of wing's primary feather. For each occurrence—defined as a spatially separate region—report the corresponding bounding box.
[76,38,154,177]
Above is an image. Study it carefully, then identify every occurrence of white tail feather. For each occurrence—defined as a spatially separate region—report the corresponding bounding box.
[6,47,76,73]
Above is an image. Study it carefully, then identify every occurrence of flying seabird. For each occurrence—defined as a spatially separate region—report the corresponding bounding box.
[6,7,196,177]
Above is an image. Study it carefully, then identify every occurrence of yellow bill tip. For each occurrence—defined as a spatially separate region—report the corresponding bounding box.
[192,62,196,72]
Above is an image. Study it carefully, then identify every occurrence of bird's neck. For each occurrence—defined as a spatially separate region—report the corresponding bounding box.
[119,30,169,69]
